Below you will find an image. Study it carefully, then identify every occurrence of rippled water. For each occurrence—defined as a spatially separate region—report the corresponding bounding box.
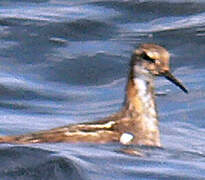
[0,0,205,179]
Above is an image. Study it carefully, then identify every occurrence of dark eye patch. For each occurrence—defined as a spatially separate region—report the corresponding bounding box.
[141,52,155,63]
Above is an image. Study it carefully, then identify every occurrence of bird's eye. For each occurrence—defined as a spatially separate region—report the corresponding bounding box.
[141,52,156,63]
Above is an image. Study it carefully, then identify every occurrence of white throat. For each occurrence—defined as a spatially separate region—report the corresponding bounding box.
[133,66,158,131]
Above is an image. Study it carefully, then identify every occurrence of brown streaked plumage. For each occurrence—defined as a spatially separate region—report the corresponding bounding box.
[0,44,188,146]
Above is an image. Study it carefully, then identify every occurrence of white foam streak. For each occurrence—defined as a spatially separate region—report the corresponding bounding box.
[120,13,205,33]
[0,5,118,22]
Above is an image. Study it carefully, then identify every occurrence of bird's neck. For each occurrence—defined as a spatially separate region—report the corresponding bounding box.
[124,65,160,146]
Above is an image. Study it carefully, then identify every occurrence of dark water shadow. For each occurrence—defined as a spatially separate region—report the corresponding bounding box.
[0,146,85,180]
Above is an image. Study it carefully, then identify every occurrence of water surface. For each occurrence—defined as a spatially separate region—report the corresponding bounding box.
[0,1,205,179]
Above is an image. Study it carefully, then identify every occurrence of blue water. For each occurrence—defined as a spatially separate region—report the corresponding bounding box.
[0,0,205,179]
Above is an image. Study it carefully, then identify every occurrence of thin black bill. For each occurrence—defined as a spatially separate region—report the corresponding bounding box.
[164,71,188,94]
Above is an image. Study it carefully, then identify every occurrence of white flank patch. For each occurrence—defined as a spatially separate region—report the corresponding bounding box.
[120,132,134,145]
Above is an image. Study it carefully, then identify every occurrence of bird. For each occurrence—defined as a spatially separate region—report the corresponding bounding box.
[0,44,188,146]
